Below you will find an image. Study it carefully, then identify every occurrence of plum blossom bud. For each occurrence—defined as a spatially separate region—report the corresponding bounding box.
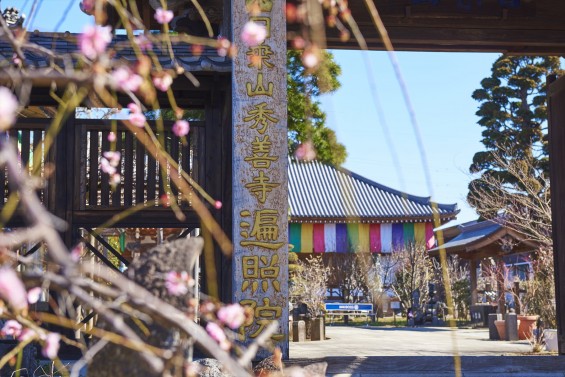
[110,173,121,186]
[18,328,37,342]
[191,44,203,56]
[42,332,61,359]
[241,21,267,47]
[216,37,231,57]
[286,4,298,22]
[291,36,306,50]
[294,141,316,161]
[107,132,116,142]
[12,53,22,66]
[214,201,222,209]
[79,0,95,15]
[78,25,112,60]
[27,287,42,304]
[0,268,28,312]
[165,271,195,296]
[0,87,18,131]
[134,35,153,51]
[217,304,245,329]
[205,322,230,350]
[153,73,173,92]
[71,243,84,262]
[127,103,141,114]
[172,120,189,137]
[1,320,22,338]
[154,8,174,24]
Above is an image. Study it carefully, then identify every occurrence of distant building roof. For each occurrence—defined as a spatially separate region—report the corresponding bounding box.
[288,159,459,223]
[0,33,230,73]
[429,220,539,257]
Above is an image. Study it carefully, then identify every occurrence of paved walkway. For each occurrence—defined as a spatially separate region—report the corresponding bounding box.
[288,325,565,376]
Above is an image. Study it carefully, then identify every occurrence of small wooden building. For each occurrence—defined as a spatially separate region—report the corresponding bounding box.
[429,220,539,315]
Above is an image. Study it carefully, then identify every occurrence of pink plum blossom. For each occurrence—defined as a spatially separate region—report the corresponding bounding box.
[0,267,28,312]
[0,87,18,131]
[165,271,194,296]
[134,35,153,51]
[217,304,245,329]
[103,151,121,166]
[100,158,116,175]
[78,25,112,60]
[1,320,22,338]
[100,151,121,186]
[27,287,42,304]
[301,50,319,69]
[128,103,146,128]
[241,21,267,47]
[111,67,143,92]
[214,201,222,209]
[153,73,173,92]
[129,112,146,128]
[172,120,189,137]
[107,132,116,142]
[42,332,61,359]
[205,322,230,350]
[294,140,316,161]
[127,103,141,114]
[154,8,174,24]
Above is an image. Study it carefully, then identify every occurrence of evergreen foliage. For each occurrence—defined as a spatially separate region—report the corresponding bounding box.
[468,56,562,214]
[287,50,347,166]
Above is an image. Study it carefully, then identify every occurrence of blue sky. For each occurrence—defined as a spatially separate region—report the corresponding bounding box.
[3,1,496,225]
[320,51,500,225]
[3,0,90,32]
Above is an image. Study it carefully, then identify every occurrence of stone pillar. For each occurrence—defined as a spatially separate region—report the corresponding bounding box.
[496,257,506,314]
[489,313,502,340]
[292,320,306,342]
[506,312,519,341]
[470,259,478,305]
[232,0,289,359]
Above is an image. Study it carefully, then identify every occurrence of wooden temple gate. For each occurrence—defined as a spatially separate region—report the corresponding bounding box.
[1,73,233,295]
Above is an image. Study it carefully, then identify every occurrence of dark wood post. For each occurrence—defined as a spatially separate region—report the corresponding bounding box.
[548,73,565,354]
[470,259,478,306]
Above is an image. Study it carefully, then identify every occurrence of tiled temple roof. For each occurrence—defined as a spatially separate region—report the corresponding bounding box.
[289,159,458,223]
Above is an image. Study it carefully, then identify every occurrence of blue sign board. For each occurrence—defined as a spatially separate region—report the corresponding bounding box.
[325,303,373,312]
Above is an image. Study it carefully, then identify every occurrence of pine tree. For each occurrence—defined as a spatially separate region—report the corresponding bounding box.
[287,50,347,166]
[468,56,562,213]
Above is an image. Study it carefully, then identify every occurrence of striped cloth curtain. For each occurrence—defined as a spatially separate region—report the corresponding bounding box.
[289,222,435,253]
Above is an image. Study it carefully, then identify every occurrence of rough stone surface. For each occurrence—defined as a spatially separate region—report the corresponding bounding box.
[87,238,203,377]
[311,317,325,341]
[293,320,306,342]
[194,358,234,377]
[505,313,519,341]
[488,313,502,340]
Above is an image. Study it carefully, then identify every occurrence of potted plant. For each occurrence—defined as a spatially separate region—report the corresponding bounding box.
[494,318,506,340]
[517,248,556,341]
